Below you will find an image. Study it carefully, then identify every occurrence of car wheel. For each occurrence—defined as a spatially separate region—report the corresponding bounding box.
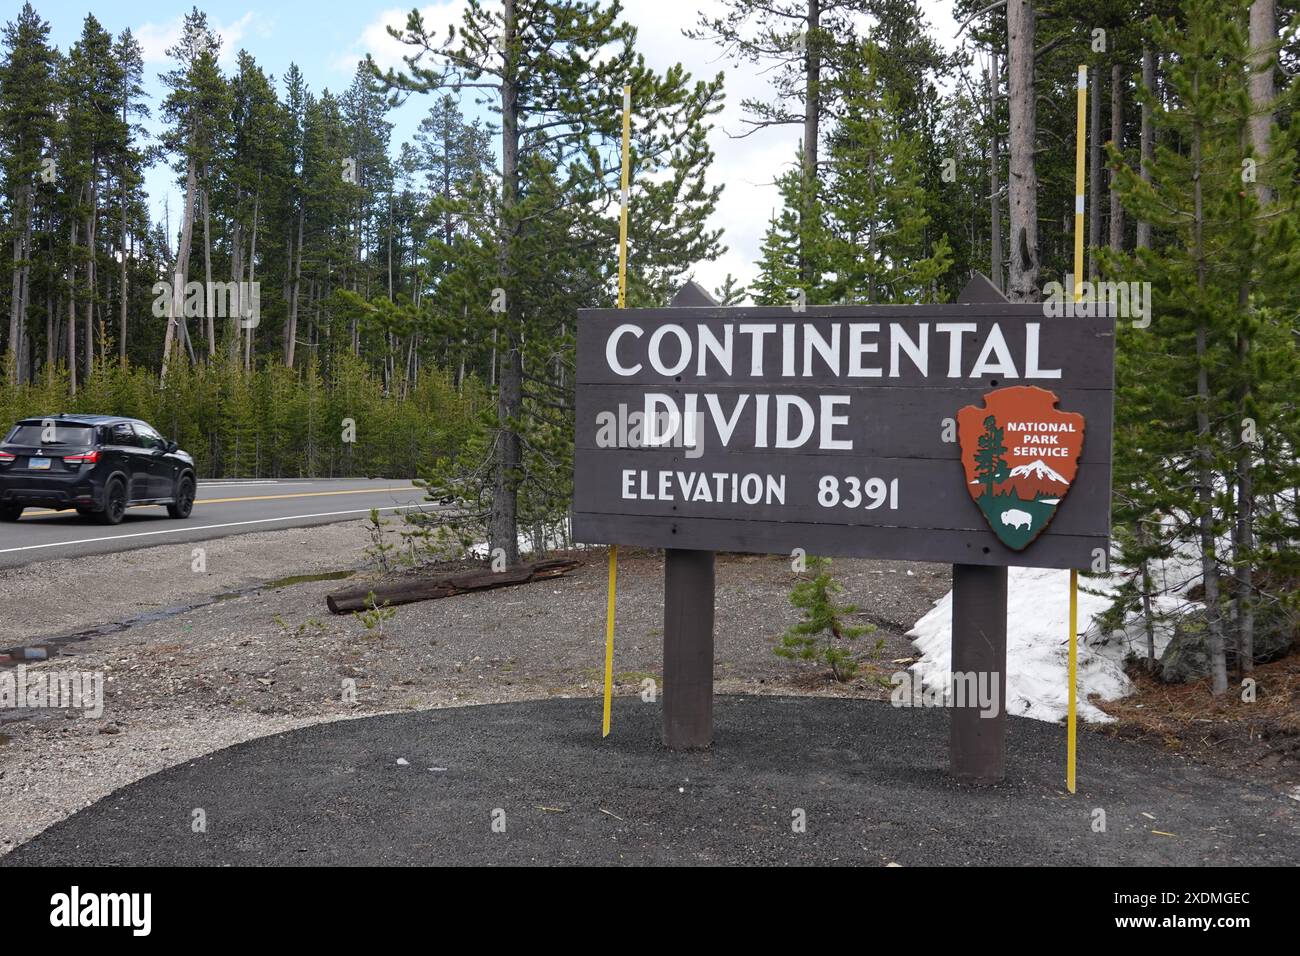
[167,476,195,519]
[0,504,23,522]
[98,480,127,525]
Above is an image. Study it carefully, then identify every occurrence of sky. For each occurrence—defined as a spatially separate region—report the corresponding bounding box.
[33,0,963,296]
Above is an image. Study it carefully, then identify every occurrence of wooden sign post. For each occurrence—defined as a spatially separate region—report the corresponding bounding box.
[574,274,1115,776]
[950,274,1013,782]
[662,280,720,749]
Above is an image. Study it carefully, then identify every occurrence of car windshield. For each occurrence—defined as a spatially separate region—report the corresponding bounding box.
[5,423,96,446]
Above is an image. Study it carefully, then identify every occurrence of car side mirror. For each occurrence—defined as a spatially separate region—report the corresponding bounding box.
[166,440,179,453]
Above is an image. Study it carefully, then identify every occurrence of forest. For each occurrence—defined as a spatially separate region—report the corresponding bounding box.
[1,0,1297,694]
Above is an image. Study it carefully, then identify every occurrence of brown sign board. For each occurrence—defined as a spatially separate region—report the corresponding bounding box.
[573,302,1115,569]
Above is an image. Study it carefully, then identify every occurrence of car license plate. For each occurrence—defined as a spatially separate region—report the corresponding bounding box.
[28,457,50,470]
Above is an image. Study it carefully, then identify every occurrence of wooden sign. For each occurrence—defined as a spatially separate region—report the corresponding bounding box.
[573,302,1114,569]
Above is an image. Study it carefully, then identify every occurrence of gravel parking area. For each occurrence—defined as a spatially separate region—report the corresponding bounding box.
[6,696,1296,866]
[0,524,948,855]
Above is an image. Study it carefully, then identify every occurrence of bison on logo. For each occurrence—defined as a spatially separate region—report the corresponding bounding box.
[956,385,1085,550]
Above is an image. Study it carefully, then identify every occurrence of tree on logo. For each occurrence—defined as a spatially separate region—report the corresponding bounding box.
[974,415,1009,496]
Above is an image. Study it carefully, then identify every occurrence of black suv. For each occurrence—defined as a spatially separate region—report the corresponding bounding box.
[0,415,196,525]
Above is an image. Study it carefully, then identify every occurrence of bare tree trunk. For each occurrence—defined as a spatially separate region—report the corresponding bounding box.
[1190,75,1229,696]
[67,211,79,394]
[1108,62,1124,251]
[246,184,260,372]
[1234,277,1254,676]
[1237,0,1275,674]
[1138,520,1157,671]
[6,183,33,383]
[84,178,97,384]
[988,51,1003,291]
[285,207,303,368]
[1006,0,1038,302]
[799,0,821,285]
[1136,47,1155,250]
[162,158,197,383]
[46,289,54,386]
[1088,66,1102,277]
[202,181,215,357]
[1248,0,1275,206]
[229,188,244,366]
[6,206,22,383]
[492,0,522,567]
[17,195,32,383]
[119,179,129,363]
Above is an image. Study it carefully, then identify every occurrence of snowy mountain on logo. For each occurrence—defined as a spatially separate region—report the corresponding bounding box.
[1008,460,1068,485]
[971,459,1070,499]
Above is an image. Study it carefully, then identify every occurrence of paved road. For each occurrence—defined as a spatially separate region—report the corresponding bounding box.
[0,478,429,569]
[5,696,1295,866]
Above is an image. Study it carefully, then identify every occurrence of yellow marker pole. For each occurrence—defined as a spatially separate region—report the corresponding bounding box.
[618,84,631,311]
[603,543,618,737]
[602,84,632,738]
[1067,64,1086,794]
[1074,65,1087,304]
[1068,568,1079,792]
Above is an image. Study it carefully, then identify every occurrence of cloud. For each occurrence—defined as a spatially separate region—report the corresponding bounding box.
[617,0,795,295]
[338,2,468,76]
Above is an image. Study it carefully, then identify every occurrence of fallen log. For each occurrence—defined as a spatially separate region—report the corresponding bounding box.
[326,558,582,614]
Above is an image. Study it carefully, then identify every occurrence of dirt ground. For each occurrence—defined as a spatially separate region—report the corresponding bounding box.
[0,522,949,855]
[2,518,1296,858]
[1096,654,1300,782]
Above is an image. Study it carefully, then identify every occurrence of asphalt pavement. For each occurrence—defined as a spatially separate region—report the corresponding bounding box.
[0,478,428,569]
[5,696,1294,866]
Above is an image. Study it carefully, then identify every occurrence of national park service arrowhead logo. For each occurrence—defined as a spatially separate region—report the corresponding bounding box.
[957,386,1085,550]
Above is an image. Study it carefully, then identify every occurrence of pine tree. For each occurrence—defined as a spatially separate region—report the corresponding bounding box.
[750,161,816,305]
[685,0,862,285]
[825,41,952,304]
[159,8,230,372]
[109,28,149,366]
[1,3,57,385]
[371,0,724,564]
[776,555,875,681]
[63,15,125,384]
[1105,0,1300,693]
[712,273,747,304]
[974,414,1010,495]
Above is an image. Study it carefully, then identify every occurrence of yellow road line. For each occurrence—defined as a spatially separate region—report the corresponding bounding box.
[22,485,419,517]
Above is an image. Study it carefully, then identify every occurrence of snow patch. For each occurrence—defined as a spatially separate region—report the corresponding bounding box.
[905,545,1203,725]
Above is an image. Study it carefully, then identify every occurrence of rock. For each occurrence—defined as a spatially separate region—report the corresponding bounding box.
[1159,606,1295,683]
[1249,600,1297,664]
[1159,615,1211,683]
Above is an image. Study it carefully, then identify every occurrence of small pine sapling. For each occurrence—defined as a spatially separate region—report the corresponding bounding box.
[776,555,875,681]
[363,508,398,571]
[354,591,396,636]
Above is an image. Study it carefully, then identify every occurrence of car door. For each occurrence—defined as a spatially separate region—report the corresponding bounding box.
[134,423,175,498]
[108,423,151,501]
